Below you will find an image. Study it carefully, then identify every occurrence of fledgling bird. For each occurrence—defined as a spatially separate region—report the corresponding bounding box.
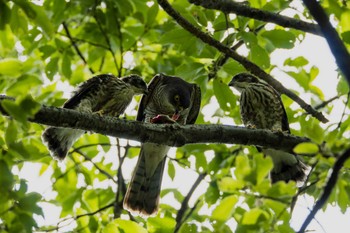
[42,74,148,160]
[123,73,201,216]
[228,73,308,183]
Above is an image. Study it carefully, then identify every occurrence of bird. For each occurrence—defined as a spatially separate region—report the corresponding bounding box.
[123,73,201,216]
[42,74,148,161]
[228,73,308,183]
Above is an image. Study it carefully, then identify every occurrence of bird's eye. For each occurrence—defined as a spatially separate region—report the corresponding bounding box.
[174,95,180,102]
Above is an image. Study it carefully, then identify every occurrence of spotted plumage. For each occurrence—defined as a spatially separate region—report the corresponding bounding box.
[229,73,308,183]
[123,73,201,216]
[42,74,148,160]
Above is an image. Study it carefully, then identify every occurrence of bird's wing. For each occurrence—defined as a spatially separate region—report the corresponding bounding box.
[136,74,163,122]
[63,75,112,109]
[186,84,201,124]
[273,88,290,133]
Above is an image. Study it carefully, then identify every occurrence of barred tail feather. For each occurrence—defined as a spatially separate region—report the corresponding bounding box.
[42,127,84,160]
[263,148,308,184]
[123,150,166,216]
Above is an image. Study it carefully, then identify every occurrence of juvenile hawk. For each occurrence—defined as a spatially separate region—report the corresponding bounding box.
[228,73,307,183]
[42,74,148,160]
[123,74,201,216]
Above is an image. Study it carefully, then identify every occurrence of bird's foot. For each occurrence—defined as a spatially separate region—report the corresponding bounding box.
[246,124,256,129]
[94,110,104,116]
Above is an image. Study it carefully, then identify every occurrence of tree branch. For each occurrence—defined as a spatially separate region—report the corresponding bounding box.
[298,148,350,233]
[189,0,322,36]
[175,172,207,232]
[0,96,310,152]
[62,22,95,74]
[302,0,350,84]
[157,0,328,123]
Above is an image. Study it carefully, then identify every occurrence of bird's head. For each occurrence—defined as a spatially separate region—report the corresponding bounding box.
[167,87,192,120]
[122,74,148,95]
[228,73,260,92]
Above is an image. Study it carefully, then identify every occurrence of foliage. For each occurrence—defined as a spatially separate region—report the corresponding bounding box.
[0,0,350,232]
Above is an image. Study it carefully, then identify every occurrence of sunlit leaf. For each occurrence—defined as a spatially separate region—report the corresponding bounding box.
[294,142,319,154]
[212,195,238,222]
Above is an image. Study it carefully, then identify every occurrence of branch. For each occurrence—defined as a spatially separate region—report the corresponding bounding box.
[72,149,118,184]
[62,22,95,74]
[0,98,310,152]
[298,148,350,233]
[209,24,265,80]
[189,0,322,36]
[302,0,350,84]
[157,0,328,123]
[175,172,207,232]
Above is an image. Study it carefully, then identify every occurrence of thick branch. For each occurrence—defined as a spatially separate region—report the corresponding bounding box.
[157,0,328,123]
[302,0,350,84]
[298,148,350,233]
[189,0,322,36]
[0,98,310,152]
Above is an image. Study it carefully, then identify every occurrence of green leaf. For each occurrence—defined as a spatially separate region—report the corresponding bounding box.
[234,155,251,181]
[341,31,350,44]
[249,44,270,69]
[147,216,176,233]
[5,120,18,145]
[213,78,237,112]
[0,0,11,30]
[241,208,268,225]
[254,153,273,184]
[217,177,244,192]
[13,0,54,37]
[294,142,319,154]
[146,2,159,26]
[284,56,309,67]
[18,192,43,216]
[103,218,147,233]
[261,30,296,49]
[0,160,14,190]
[337,76,350,95]
[61,52,72,78]
[212,195,238,221]
[168,159,175,180]
[0,58,23,77]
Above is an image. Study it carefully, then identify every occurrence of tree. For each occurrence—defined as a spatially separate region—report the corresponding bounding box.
[0,0,349,232]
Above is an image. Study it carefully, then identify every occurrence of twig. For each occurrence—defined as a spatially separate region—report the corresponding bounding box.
[302,0,350,84]
[57,32,110,50]
[114,139,128,218]
[72,149,118,184]
[314,95,342,110]
[93,14,119,73]
[62,22,95,74]
[189,0,321,36]
[298,148,350,233]
[337,92,350,129]
[157,0,328,123]
[175,172,207,232]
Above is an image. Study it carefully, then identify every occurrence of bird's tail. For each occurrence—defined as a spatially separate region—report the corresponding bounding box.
[41,127,84,160]
[263,148,308,184]
[123,150,166,216]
